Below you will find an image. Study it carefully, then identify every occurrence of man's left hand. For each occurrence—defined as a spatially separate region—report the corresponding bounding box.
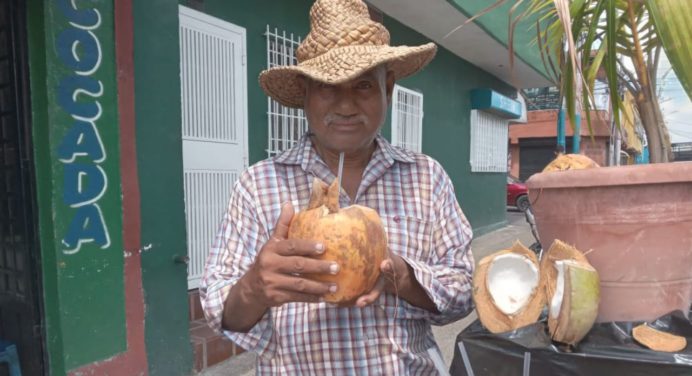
[355,255,408,308]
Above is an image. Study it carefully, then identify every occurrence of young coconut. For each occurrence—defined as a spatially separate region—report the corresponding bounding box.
[542,240,600,346]
[288,177,387,305]
[473,241,546,333]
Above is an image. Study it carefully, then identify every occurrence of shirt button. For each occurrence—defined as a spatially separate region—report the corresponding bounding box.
[393,216,400,223]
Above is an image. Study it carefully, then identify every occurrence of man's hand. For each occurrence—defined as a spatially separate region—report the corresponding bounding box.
[223,202,340,332]
[354,255,406,308]
[243,202,340,308]
[354,254,439,313]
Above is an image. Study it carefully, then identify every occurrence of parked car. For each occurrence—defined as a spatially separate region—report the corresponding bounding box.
[507,175,530,211]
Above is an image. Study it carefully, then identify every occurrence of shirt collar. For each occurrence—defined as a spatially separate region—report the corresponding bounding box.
[274,133,416,169]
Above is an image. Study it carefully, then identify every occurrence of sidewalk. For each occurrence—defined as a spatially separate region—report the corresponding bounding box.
[199,210,535,375]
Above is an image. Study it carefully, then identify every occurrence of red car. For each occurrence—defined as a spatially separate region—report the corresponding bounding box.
[507,175,530,211]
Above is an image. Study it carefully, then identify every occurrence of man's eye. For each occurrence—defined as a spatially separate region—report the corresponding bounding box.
[317,82,333,89]
[357,81,373,89]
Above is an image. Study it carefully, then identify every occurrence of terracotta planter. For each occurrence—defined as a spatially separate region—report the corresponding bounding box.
[526,162,692,322]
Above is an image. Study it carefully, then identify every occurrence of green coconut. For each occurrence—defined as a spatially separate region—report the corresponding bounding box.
[543,240,600,345]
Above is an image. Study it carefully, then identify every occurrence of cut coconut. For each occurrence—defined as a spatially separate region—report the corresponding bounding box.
[543,240,600,345]
[473,241,546,333]
[487,253,540,315]
[633,324,687,352]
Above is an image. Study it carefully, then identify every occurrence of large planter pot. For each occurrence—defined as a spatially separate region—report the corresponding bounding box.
[526,162,692,322]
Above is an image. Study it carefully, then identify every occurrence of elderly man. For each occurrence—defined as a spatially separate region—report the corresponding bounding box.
[201,0,474,374]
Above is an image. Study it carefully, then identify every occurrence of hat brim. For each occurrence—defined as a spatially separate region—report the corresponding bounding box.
[259,43,437,108]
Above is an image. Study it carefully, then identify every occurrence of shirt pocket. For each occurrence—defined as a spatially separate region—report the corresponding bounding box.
[383,215,433,262]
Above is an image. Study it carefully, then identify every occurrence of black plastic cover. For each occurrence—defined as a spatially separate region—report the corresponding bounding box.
[450,310,692,376]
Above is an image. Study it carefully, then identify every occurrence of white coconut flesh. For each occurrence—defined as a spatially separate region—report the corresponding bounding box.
[486,254,540,315]
[550,260,569,318]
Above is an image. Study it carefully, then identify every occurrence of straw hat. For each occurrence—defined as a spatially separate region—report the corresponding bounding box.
[259,0,437,108]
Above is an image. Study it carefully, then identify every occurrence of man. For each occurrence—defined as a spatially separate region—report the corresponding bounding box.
[201,0,474,373]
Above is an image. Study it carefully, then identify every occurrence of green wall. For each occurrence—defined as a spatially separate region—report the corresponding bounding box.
[449,0,550,82]
[196,0,509,232]
[133,1,193,375]
[31,0,127,372]
[383,15,510,234]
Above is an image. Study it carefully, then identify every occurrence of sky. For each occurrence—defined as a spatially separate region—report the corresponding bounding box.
[658,55,692,144]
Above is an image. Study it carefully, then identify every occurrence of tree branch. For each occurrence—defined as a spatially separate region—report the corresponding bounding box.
[617,58,641,92]
[617,72,639,95]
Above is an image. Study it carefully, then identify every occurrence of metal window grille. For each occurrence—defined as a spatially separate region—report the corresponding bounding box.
[265,25,308,156]
[470,110,509,172]
[391,84,424,152]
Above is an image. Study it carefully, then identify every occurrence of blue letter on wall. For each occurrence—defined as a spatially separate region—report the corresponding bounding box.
[58,75,103,120]
[57,28,101,74]
[62,204,111,254]
[58,120,106,163]
[63,163,107,207]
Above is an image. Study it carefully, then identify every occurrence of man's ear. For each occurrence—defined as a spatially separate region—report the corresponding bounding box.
[385,71,395,105]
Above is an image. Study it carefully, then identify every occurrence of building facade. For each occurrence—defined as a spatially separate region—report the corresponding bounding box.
[1,0,549,374]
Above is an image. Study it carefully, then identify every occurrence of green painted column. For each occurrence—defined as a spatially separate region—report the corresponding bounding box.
[32,0,126,372]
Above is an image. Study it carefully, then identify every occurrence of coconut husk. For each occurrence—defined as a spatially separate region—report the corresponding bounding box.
[289,177,386,304]
[547,260,600,345]
[543,153,600,172]
[633,324,687,352]
[542,240,600,345]
[473,241,546,334]
[540,240,590,300]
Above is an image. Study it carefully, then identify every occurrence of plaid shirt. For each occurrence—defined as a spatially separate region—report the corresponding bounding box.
[201,134,474,375]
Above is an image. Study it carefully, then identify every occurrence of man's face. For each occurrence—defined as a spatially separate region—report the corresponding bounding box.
[301,66,395,154]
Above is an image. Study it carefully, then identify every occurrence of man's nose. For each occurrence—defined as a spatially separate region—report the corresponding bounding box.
[333,88,358,116]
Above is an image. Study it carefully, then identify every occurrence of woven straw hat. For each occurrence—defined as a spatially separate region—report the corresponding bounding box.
[259,0,437,108]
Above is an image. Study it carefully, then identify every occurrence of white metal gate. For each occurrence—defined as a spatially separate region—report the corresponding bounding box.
[179,6,248,289]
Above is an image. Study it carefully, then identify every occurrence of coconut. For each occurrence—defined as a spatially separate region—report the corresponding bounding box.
[543,153,600,172]
[633,324,687,352]
[288,177,387,305]
[542,240,600,345]
[473,241,546,333]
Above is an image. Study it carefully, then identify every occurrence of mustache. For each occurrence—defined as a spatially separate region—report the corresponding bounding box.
[324,114,367,126]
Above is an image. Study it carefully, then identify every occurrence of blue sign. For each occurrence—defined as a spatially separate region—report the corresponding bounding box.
[470,88,523,119]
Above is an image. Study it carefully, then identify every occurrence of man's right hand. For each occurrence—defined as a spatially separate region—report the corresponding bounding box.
[223,202,339,332]
[243,201,339,308]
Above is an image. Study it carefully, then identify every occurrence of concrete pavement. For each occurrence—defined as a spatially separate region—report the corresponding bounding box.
[198,210,535,375]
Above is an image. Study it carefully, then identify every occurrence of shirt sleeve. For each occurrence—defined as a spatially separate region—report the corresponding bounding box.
[199,171,276,358]
[395,164,475,326]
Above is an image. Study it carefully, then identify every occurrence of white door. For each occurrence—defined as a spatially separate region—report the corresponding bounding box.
[179,6,248,289]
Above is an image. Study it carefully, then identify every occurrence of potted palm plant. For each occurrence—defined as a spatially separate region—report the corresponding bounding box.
[485,0,692,322]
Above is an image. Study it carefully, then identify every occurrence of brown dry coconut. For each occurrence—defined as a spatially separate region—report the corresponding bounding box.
[288,178,387,305]
[542,240,600,345]
[543,153,600,172]
[473,241,546,333]
[633,324,687,352]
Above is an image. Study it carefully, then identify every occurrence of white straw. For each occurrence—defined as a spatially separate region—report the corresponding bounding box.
[337,152,344,194]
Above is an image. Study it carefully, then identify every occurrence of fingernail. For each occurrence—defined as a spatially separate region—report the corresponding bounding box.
[330,263,340,274]
[315,243,325,253]
[329,284,338,293]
